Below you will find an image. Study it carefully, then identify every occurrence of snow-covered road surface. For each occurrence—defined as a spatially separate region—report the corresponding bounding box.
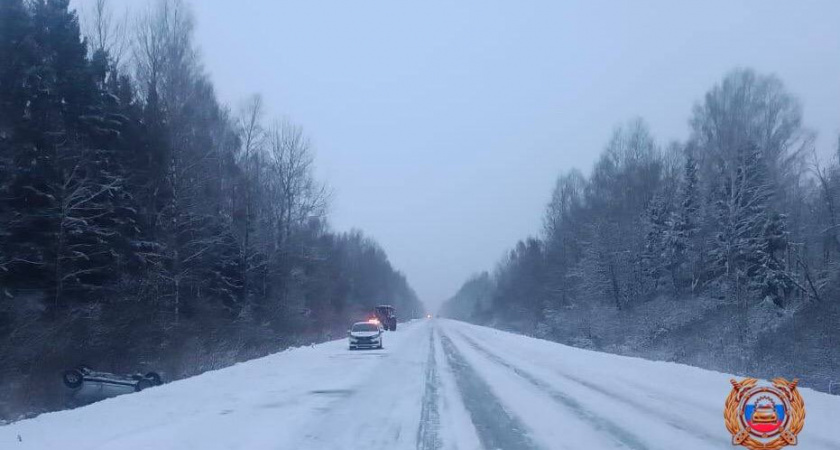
[3,319,840,449]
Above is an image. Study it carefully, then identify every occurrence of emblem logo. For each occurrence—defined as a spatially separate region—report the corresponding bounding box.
[724,378,805,449]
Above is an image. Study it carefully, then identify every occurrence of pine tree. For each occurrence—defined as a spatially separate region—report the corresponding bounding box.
[641,194,669,290]
[708,145,773,299]
[663,154,701,293]
[753,211,792,307]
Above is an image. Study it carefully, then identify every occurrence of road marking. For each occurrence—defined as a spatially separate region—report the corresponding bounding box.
[439,330,543,450]
[416,328,442,450]
[450,328,650,450]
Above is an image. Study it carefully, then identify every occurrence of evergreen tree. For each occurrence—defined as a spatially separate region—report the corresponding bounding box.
[753,211,792,307]
[641,193,669,290]
[0,1,425,419]
[707,145,773,299]
[663,154,701,293]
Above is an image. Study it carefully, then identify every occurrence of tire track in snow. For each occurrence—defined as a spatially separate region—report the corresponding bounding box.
[416,328,442,450]
[449,329,649,450]
[439,330,542,450]
[454,330,729,448]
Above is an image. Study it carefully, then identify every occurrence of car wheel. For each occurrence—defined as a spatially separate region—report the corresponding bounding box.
[135,379,153,392]
[145,372,163,386]
[62,369,84,389]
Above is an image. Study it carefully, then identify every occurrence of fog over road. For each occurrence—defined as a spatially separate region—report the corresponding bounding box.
[3,320,840,450]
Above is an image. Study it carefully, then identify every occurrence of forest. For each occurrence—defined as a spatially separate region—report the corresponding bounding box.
[0,0,422,420]
[442,68,840,392]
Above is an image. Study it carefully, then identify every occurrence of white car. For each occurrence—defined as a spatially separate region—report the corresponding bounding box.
[348,321,384,350]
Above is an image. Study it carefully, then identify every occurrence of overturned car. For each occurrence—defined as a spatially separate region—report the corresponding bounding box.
[62,365,163,393]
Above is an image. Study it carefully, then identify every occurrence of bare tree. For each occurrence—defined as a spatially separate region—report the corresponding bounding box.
[543,170,586,306]
[259,119,330,311]
[236,94,266,305]
[131,0,224,325]
[52,151,121,307]
[690,68,812,210]
[266,119,329,247]
[133,0,196,109]
[812,152,840,254]
[84,0,128,65]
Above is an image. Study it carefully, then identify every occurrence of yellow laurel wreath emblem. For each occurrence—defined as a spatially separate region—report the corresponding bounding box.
[724,378,806,450]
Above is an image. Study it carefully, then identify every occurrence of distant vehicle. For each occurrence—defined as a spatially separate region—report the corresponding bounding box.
[348,321,384,350]
[373,305,397,331]
[62,365,163,392]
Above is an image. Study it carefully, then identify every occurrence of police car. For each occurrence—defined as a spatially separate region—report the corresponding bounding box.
[348,320,384,350]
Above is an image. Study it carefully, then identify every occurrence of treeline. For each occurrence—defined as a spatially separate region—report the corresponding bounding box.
[442,69,840,390]
[0,0,421,419]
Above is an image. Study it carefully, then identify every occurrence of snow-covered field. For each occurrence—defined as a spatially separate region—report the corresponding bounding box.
[2,319,839,449]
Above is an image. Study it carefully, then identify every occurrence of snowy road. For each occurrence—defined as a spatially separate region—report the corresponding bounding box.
[3,319,840,449]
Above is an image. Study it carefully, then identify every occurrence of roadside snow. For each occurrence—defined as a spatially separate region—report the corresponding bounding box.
[442,319,840,450]
[3,318,839,449]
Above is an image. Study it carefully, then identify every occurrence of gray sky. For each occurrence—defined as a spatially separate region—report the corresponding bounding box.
[75,0,840,311]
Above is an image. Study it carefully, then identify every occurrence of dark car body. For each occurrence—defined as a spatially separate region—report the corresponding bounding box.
[62,366,163,393]
[373,305,397,331]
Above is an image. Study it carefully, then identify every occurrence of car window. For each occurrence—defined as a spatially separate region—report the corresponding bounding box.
[352,323,378,332]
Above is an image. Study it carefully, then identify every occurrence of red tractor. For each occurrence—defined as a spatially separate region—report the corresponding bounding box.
[373,305,397,331]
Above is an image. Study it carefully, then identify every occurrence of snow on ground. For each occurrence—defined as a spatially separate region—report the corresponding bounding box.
[2,318,839,449]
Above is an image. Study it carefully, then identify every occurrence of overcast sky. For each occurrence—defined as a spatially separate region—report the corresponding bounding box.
[74,0,840,311]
